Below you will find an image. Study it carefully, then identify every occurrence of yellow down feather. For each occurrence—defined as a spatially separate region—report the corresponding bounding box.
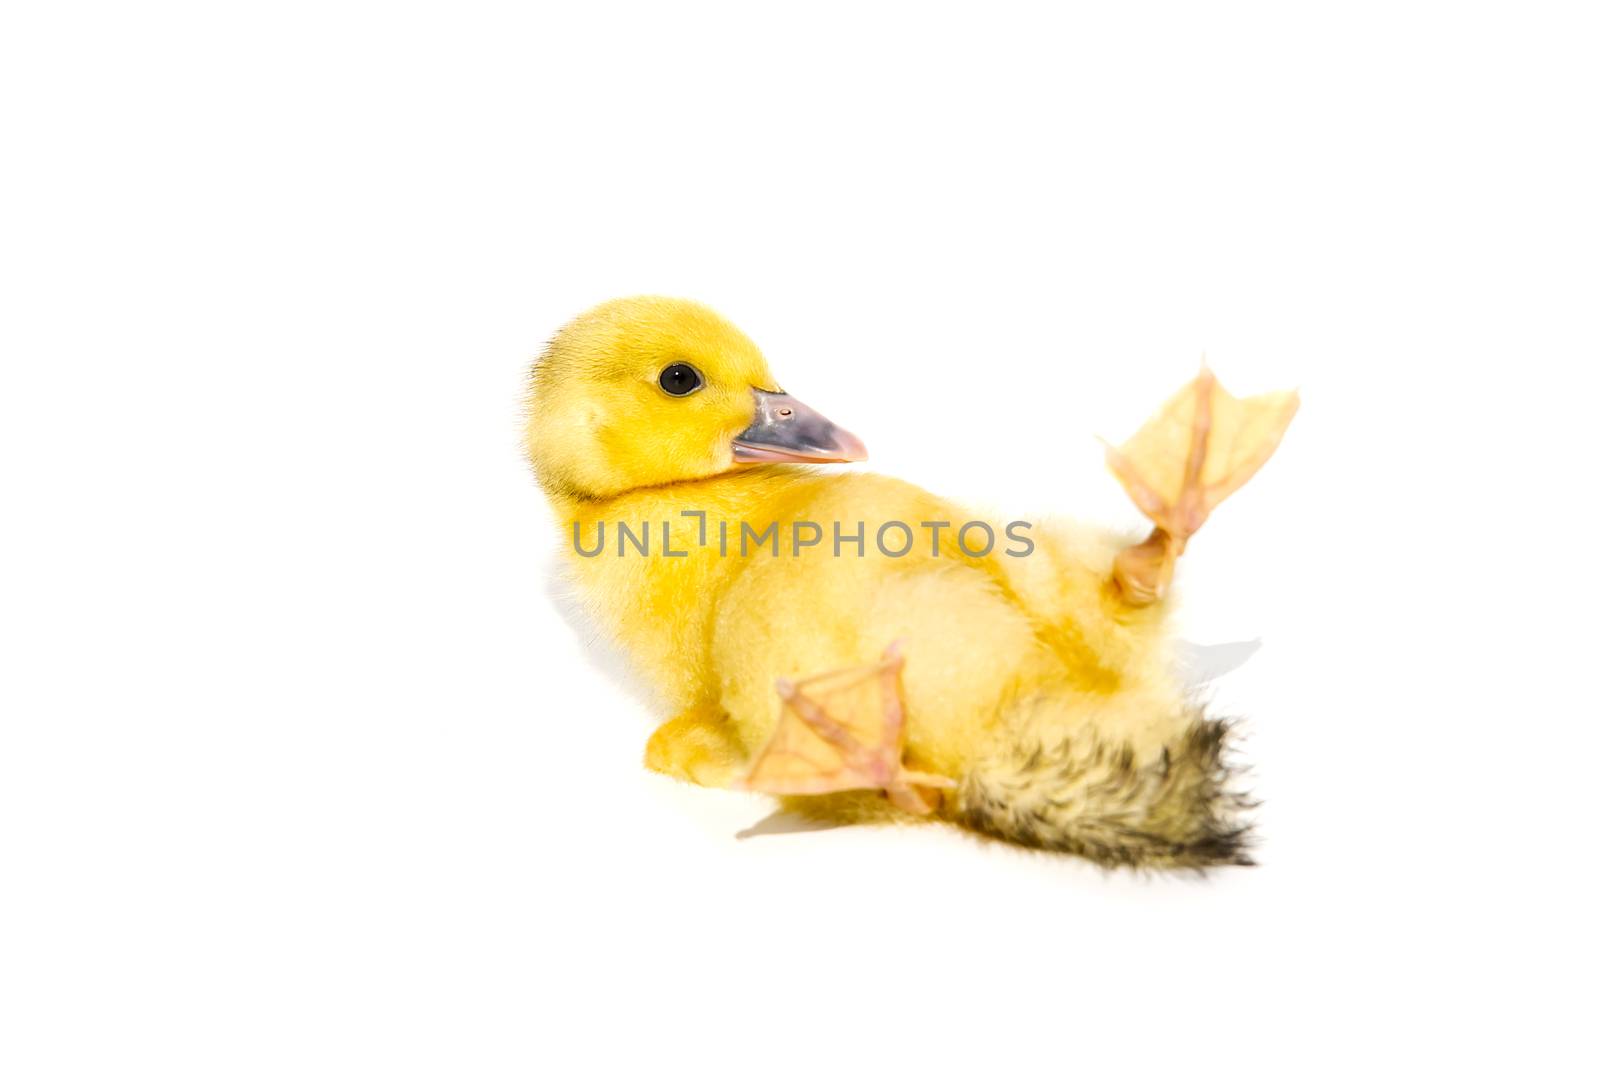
[526,296,1283,867]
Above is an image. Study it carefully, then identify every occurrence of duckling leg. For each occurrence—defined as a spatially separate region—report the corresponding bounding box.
[733,642,956,815]
[1106,368,1299,605]
[645,707,747,787]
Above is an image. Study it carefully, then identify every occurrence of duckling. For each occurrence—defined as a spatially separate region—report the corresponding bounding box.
[525,296,1297,868]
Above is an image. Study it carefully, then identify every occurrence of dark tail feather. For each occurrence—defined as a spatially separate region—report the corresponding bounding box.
[957,714,1256,869]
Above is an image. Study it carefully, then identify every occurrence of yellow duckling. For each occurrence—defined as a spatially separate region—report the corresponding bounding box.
[526,296,1297,867]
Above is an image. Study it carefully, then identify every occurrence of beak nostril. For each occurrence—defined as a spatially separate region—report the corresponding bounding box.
[733,387,866,464]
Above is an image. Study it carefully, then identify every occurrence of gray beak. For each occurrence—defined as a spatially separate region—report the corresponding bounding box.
[731,389,868,465]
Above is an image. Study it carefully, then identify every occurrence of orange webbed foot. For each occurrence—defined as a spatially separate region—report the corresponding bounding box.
[1106,368,1299,605]
[733,642,956,815]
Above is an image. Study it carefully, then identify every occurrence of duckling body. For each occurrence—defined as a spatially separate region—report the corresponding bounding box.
[561,468,1177,775]
[529,297,1294,867]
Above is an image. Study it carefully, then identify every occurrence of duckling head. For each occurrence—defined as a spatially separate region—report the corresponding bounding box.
[527,296,867,499]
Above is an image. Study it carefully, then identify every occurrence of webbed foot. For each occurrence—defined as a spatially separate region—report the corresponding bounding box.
[733,642,955,815]
[1106,368,1298,605]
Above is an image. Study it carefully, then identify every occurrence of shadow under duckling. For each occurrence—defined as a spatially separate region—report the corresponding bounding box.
[525,296,1296,868]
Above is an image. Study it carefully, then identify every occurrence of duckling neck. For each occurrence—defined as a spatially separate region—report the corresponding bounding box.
[549,466,826,709]
[548,467,818,533]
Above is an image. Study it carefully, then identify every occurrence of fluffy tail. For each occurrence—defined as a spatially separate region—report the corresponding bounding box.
[957,712,1255,868]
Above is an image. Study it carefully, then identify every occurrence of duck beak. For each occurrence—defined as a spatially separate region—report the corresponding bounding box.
[732,389,868,465]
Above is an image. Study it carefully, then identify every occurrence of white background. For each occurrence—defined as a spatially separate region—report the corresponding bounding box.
[3,2,1596,1065]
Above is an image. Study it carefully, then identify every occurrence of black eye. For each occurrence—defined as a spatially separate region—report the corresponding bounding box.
[658,362,704,396]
